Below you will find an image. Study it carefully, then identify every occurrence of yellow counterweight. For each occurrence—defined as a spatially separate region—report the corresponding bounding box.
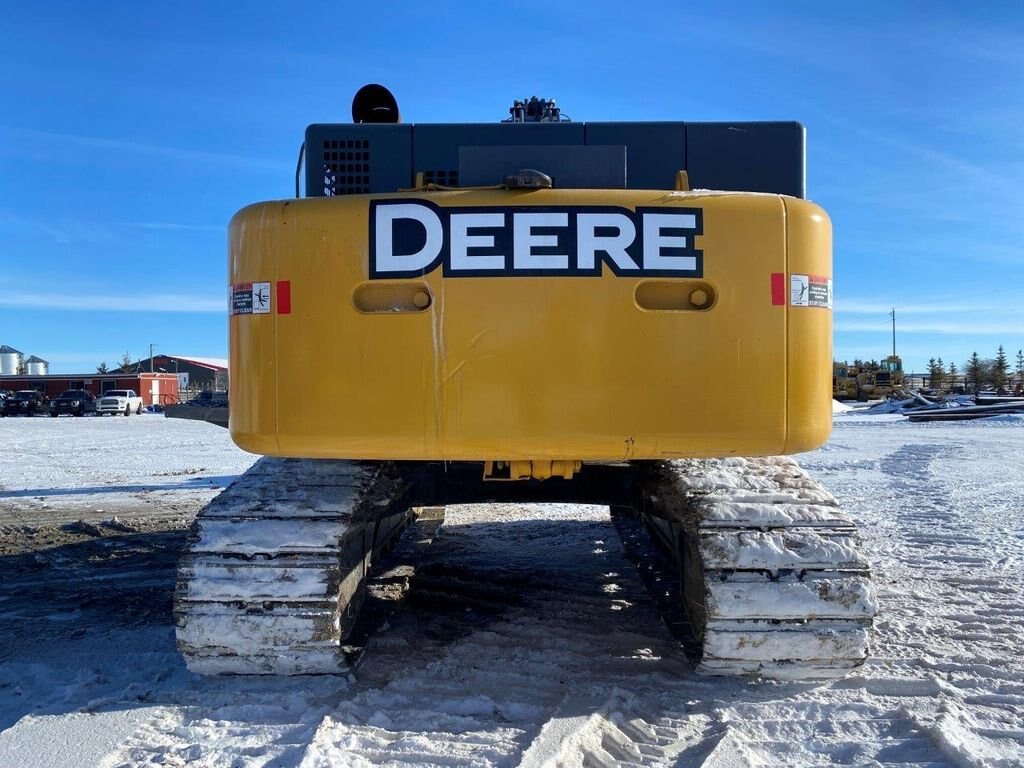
[227,188,832,462]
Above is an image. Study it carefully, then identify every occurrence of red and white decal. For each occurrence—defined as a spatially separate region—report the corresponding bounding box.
[230,281,291,315]
[790,273,832,309]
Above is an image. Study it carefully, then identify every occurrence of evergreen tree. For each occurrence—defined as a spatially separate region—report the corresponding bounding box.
[119,351,133,372]
[927,357,938,387]
[935,357,945,390]
[1016,349,1024,379]
[966,352,984,392]
[947,361,958,391]
[96,361,109,374]
[994,345,1009,392]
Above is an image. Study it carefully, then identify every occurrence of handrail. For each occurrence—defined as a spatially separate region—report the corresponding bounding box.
[294,142,305,198]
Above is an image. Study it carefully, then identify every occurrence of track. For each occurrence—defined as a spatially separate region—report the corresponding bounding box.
[174,457,415,675]
[642,456,877,679]
[175,455,875,679]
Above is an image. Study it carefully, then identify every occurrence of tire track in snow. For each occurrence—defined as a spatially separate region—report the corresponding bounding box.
[292,503,707,767]
[801,435,1024,766]
[9,417,1024,766]
[99,469,1024,765]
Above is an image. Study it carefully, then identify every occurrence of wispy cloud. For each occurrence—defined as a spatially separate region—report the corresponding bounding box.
[837,299,945,315]
[837,296,1024,316]
[918,27,1024,66]
[836,288,1024,338]
[0,292,224,313]
[0,209,117,245]
[1,126,291,173]
[812,107,1017,197]
[1,210,225,244]
[838,319,1024,335]
[113,221,225,233]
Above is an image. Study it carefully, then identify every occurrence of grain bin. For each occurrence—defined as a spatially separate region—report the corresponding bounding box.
[23,355,49,375]
[0,345,22,375]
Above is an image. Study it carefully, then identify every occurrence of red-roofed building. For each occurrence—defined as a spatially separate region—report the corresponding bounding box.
[118,355,228,392]
[0,371,179,405]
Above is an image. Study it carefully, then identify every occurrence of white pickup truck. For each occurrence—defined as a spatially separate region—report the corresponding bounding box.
[96,389,144,416]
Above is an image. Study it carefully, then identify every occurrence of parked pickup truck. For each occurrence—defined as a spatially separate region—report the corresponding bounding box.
[96,389,144,416]
[1,390,47,416]
[50,389,97,417]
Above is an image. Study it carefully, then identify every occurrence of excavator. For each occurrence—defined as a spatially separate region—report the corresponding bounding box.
[173,85,876,680]
[833,361,860,400]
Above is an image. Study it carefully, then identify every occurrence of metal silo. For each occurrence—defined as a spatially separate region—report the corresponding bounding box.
[23,355,49,376]
[0,345,22,375]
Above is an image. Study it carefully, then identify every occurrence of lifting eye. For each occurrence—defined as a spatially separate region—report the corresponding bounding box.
[352,281,432,313]
[634,281,717,311]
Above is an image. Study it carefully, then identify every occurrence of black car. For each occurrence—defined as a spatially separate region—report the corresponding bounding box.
[1,390,48,416]
[50,389,96,417]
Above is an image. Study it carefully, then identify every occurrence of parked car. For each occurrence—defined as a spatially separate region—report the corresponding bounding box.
[1,390,48,417]
[50,389,97,417]
[188,390,228,406]
[96,389,144,416]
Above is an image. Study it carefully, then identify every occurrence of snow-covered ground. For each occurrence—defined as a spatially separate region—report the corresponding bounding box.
[0,413,256,531]
[1,412,1023,766]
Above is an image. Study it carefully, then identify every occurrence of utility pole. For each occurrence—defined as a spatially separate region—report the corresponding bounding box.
[149,343,154,373]
[890,308,896,357]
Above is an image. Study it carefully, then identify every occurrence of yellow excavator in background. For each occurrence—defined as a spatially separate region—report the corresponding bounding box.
[834,355,905,401]
[833,361,860,400]
[172,85,875,680]
[855,355,906,400]
[858,354,905,399]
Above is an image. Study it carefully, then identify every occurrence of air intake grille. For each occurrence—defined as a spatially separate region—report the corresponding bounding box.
[421,169,459,187]
[322,139,370,195]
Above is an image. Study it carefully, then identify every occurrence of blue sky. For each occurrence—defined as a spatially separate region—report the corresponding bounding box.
[1,2,1022,374]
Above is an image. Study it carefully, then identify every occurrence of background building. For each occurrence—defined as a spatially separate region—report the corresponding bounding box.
[0,371,178,405]
[116,354,228,392]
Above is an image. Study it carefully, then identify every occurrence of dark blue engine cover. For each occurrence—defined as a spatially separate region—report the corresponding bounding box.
[305,120,805,198]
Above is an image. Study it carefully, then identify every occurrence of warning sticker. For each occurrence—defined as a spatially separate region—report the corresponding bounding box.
[790,274,832,309]
[230,282,272,315]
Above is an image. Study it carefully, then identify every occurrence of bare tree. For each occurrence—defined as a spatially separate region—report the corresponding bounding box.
[96,361,109,374]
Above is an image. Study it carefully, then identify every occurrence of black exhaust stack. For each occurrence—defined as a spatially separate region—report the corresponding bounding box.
[352,84,400,124]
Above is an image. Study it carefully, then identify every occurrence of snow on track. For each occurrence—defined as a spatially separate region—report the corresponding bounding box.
[1,414,1023,765]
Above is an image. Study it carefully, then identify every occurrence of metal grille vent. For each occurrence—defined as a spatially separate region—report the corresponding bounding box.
[322,139,370,195]
[421,169,459,187]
